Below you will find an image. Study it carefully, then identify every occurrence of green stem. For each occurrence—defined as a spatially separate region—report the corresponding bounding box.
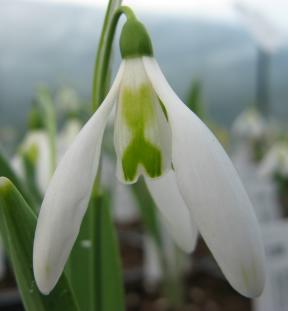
[160,247,185,309]
[92,5,137,110]
[37,87,57,174]
[90,1,125,310]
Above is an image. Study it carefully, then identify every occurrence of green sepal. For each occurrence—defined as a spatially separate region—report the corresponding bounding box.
[120,19,153,58]
[0,177,79,311]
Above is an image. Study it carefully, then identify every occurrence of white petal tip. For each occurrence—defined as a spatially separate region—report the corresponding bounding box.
[229,260,266,298]
[34,268,54,295]
[33,252,58,295]
[237,280,265,299]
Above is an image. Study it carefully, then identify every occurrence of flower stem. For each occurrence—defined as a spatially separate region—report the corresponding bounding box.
[92,5,137,110]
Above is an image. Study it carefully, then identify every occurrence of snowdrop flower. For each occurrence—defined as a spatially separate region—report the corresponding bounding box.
[33,17,265,297]
[11,130,51,194]
[232,107,266,140]
[57,118,82,160]
[259,141,288,178]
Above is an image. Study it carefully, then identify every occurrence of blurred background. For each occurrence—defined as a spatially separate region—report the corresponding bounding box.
[1,0,288,310]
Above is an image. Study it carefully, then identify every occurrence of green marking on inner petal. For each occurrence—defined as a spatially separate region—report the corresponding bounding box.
[120,84,163,181]
[122,84,155,130]
[122,134,162,181]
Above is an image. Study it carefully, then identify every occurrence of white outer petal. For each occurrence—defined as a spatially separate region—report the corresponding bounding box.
[143,56,266,298]
[33,63,124,295]
[145,170,197,253]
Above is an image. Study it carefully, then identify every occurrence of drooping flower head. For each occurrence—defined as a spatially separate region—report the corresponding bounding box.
[33,13,266,297]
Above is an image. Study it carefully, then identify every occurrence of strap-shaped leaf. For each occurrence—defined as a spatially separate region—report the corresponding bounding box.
[66,202,96,311]
[94,191,125,311]
[0,177,79,311]
[66,188,125,311]
[0,150,37,209]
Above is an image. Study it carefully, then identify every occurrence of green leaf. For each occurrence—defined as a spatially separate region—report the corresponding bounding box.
[132,179,186,307]
[22,151,43,206]
[94,191,125,311]
[37,87,57,173]
[186,80,205,120]
[0,177,79,311]
[65,202,96,311]
[0,149,37,210]
[66,188,125,311]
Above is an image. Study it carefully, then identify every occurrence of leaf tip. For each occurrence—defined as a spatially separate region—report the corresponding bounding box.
[0,177,13,196]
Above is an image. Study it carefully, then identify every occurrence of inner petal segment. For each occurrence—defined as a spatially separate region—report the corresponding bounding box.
[114,58,171,184]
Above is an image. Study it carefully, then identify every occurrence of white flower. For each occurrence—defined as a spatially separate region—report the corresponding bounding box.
[57,119,82,160]
[259,141,288,178]
[33,16,265,298]
[11,130,51,194]
[232,107,266,140]
[33,56,265,298]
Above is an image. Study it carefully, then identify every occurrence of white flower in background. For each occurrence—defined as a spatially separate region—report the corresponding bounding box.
[234,1,288,53]
[232,107,266,140]
[259,141,288,178]
[11,119,82,198]
[102,154,139,224]
[11,131,51,194]
[112,181,139,223]
[33,18,265,297]
[143,220,190,288]
[56,87,80,114]
[143,235,162,287]
[57,118,82,160]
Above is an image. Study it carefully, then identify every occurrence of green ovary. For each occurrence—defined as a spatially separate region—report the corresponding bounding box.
[120,84,163,181]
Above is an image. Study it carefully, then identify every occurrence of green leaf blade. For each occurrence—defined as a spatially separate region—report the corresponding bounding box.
[94,192,125,311]
[0,177,79,311]
[0,150,37,209]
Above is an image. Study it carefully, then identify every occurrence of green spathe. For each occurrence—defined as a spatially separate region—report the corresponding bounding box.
[120,19,153,59]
